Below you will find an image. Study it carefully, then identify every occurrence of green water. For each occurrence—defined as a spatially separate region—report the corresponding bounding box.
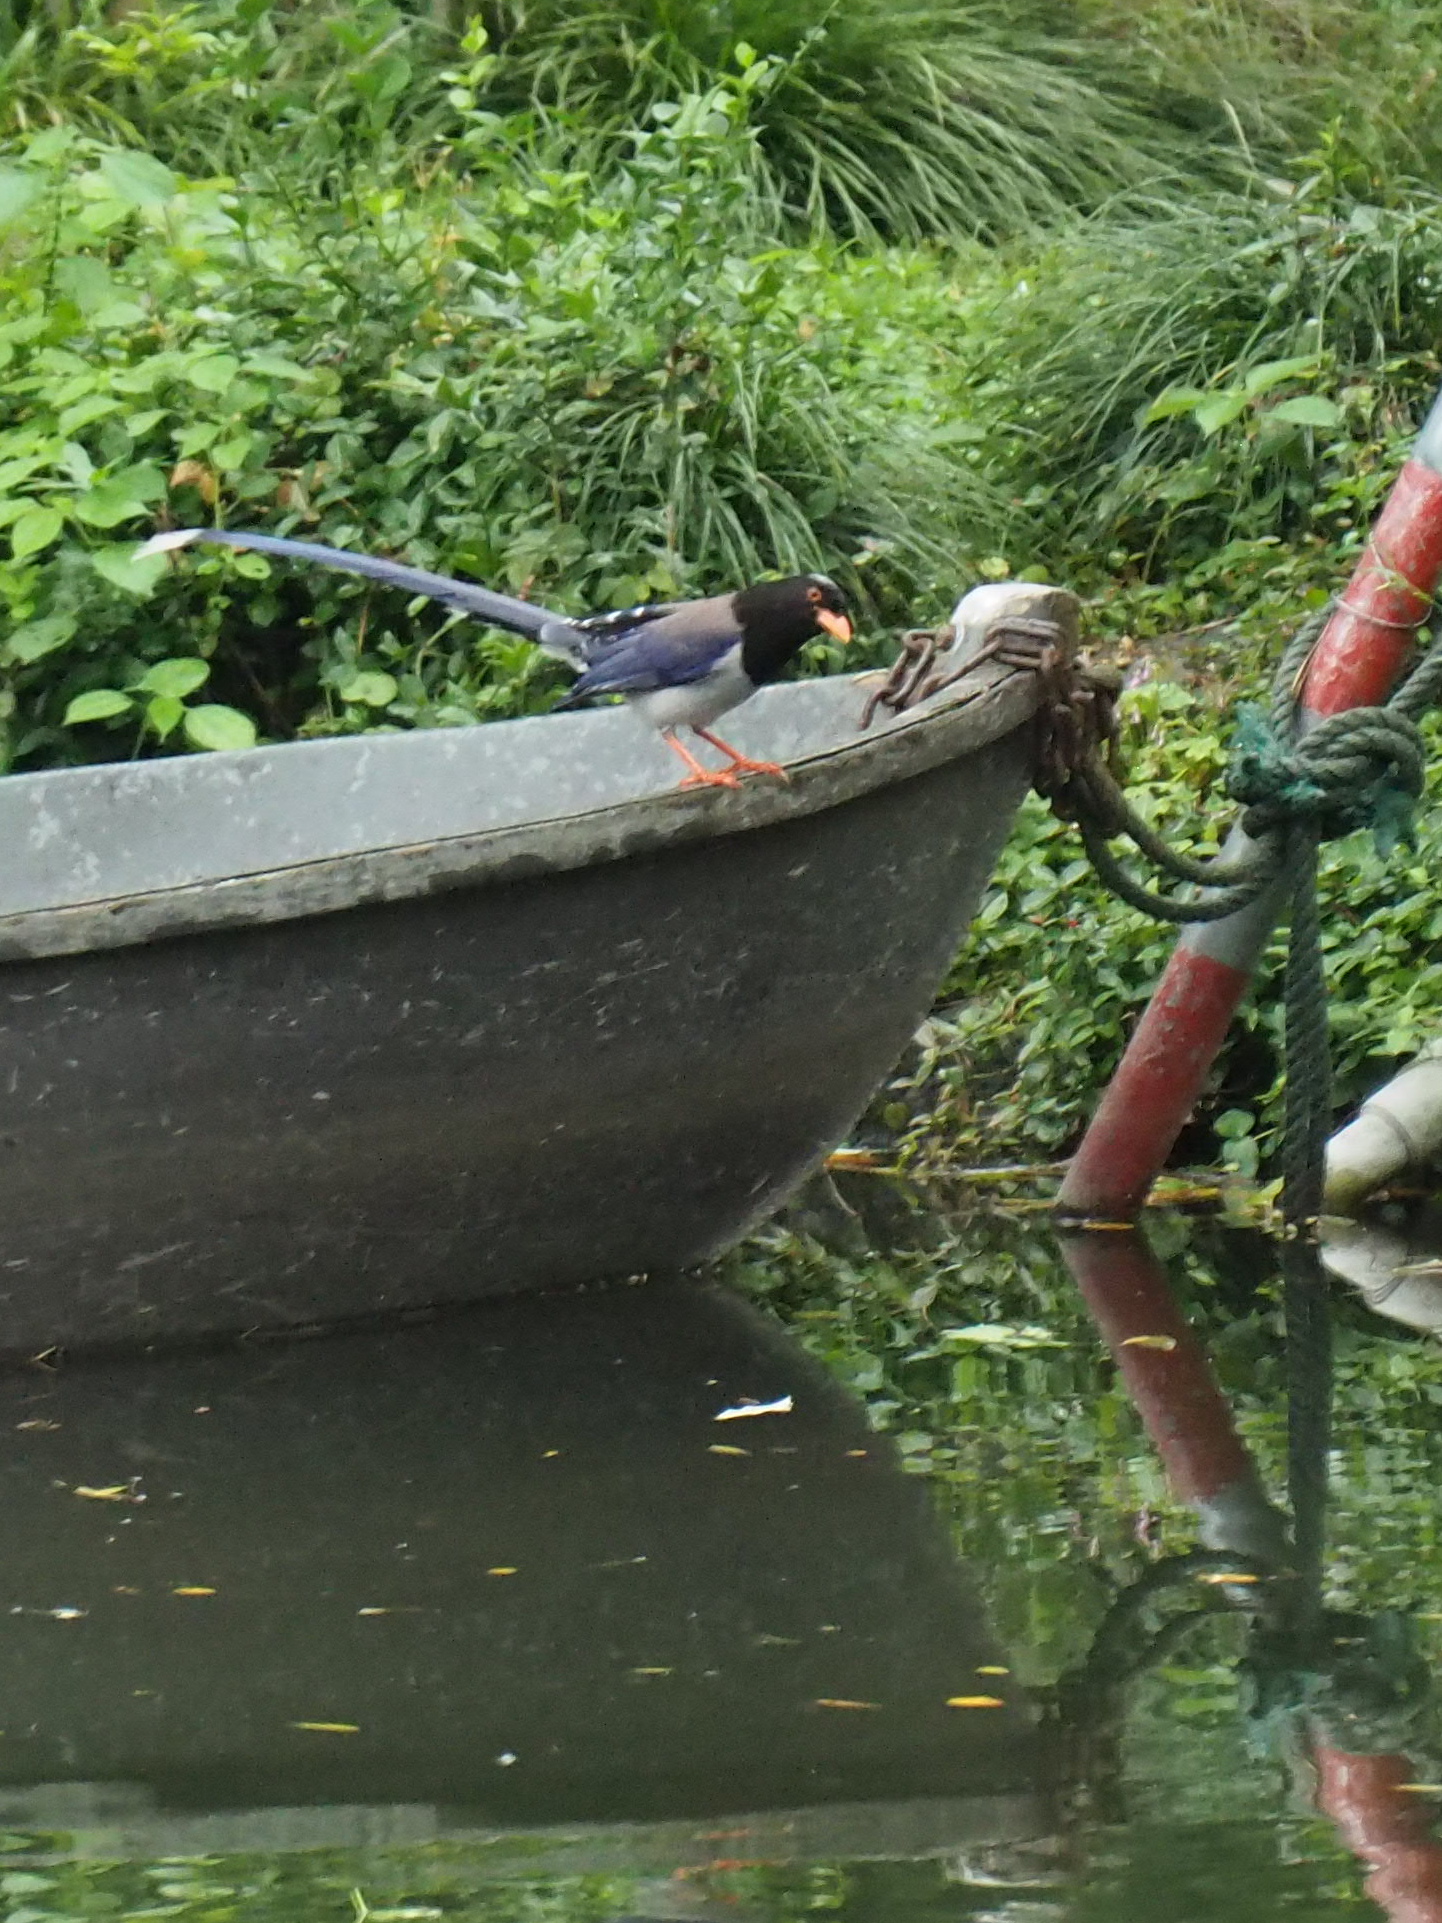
[4,1182,1442,1923]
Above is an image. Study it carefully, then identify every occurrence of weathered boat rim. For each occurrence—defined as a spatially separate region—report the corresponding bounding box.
[0,658,1036,964]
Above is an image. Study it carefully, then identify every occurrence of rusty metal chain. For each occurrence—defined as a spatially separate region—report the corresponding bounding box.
[859,613,1123,813]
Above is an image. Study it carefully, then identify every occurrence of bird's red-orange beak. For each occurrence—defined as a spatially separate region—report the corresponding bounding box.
[817,609,852,644]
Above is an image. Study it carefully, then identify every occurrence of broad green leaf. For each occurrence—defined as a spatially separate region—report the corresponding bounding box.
[1239,355,1320,400]
[0,455,45,491]
[185,354,240,395]
[73,462,167,528]
[11,506,63,559]
[58,394,124,435]
[1143,386,1206,424]
[1268,395,1344,429]
[95,147,179,208]
[242,352,313,381]
[145,693,185,739]
[74,481,149,528]
[6,615,77,665]
[1192,390,1247,436]
[0,167,42,230]
[64,688,133,725]
[338,670,399,707]
[54,257,116,315]
[183,703,258,752]
[135,657,210,698]
[211,433,255,471]
[123,408,168,438]
[92,298,150,330]
[92,544,168,595]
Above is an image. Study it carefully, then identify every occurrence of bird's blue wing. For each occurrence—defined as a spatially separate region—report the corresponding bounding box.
[557,611,740,703]
[138,528,587,649]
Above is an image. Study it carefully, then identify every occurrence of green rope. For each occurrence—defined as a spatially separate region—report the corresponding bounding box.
[1064,606,1442,1231]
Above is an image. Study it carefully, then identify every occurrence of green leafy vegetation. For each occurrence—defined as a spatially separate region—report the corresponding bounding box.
[2,0,1441,1152]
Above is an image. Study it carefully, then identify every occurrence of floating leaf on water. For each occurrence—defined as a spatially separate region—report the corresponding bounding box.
[844,1449,868,1458]
[630,1666,673,1676]
[946,1695,1005,1708]
[487,1567,518,1576]
[813,1698,881,1710]
[708,1444,750,1457]
[172,1586,216,1596]
[15,1420,60,1432]
[290,1721,360,1734]
[1121,1334,1179,1351]
[73,1484,130,1500]
[938,1324,1063,1351]
[976,1665,1010,1675]
[714,1395,793,1421]
[1193,1571,1261,1585]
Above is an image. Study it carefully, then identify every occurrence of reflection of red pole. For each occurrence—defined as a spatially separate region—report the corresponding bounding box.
[1315,1749,1442,1923]
[1057,387,1442,1223]
[1059,1231,1442,1923]
[1061,1230,1285,1558]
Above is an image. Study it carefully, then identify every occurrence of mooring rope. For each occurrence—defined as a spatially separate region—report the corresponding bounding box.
[1036,606,1442,1233]
[868,602,1441,1229]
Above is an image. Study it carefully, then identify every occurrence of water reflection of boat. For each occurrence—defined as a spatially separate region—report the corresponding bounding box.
[0,1281,1055,1863]
[1321,1203,1442,1336]
[0,610,1055,1355]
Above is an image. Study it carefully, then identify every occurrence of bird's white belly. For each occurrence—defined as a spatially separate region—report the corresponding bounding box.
[629,648,753,733]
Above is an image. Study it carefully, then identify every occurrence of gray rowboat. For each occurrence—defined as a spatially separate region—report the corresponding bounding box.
[0,585,1064,1354]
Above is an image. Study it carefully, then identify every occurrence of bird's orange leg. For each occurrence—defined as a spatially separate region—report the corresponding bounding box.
[692,728,789,782]
[662,730,741,790]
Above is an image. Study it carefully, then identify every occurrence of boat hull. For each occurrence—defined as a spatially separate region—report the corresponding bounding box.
[0,734,1025,1353]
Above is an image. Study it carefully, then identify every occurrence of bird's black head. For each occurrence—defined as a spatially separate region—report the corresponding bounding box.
[733,574,853,685]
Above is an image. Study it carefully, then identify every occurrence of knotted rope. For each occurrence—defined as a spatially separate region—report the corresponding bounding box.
[1046,607,1442,1229]
[871,602,1442,1232]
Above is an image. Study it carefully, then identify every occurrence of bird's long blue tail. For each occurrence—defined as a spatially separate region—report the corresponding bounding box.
[138,528,588,658]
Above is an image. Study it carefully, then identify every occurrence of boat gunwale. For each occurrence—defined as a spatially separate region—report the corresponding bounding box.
[0,661,1036,964]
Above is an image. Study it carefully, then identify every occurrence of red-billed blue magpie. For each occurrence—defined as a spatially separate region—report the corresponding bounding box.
[139,529,853,788]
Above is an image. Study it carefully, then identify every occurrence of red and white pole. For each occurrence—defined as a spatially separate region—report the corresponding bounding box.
[1058,387,1442,1222]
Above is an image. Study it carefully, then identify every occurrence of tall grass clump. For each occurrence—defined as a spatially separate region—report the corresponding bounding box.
[1068,0,1442,177]
[950,150,1442,583]
[477,0,1196,242]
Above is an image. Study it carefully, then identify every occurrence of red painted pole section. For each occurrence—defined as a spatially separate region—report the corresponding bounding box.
[1058,387,1442,1222]
[1315,1748,1442,1923]
[1063,1232,1442,1919]
[1061,1230,1286,1558]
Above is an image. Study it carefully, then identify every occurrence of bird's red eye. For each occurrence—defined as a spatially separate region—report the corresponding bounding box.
[807,585,822,604]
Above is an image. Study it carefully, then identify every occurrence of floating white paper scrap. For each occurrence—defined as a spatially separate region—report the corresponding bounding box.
[714,1395,794,1422]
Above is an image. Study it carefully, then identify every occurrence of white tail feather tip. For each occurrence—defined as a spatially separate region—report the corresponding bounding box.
[136,530,202,557]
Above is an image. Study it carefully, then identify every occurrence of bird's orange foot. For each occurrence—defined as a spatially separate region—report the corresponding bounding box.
[724,754,789,781]
[691,729,789,781]
[679,767,742,790]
